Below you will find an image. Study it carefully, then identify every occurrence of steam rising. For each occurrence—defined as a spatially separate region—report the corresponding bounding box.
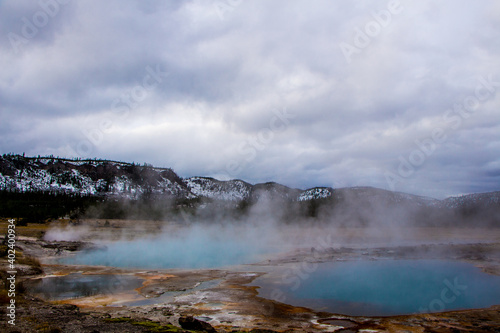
[44,226,89,242]
[61,224,279,268]
[49,187,499,269]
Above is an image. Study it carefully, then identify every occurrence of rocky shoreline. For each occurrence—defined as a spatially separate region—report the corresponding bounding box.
[1,224,500,332]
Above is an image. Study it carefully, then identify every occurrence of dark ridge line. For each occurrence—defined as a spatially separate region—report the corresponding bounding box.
[2,153,174,171]
[2,154,500,201]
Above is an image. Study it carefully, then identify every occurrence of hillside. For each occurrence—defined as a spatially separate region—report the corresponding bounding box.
[0,154,329,202]
[0,155,191,199]
[0,154,499,226]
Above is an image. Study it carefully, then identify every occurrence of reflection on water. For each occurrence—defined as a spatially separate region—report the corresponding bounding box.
[252,260,500,316]
[27,273,144,300]
[27,274,222,306]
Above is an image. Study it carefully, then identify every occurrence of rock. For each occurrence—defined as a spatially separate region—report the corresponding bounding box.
[162,309,173,316]
[17,263,43,276]
[57,304,79,312]
[179,316,216,332]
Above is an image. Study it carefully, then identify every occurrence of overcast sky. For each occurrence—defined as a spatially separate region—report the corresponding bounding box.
[1,0,499,198]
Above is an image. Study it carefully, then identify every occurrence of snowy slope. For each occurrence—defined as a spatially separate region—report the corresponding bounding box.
[184,177,252,201]
[297,187,333,201]
[0,155,193,199]
[1,155,499,217]
[442,191,500,209]
[0,162,102,195]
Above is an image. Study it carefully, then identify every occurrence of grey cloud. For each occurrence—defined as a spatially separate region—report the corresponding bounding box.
[1,0,499,198]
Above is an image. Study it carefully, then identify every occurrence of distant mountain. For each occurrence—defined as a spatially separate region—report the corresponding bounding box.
[0,154,498,226]
[0,154,333,202]
[298,187,334,201]
[0,154,192,199]
[442,191,500,209]
[184,177,252,201]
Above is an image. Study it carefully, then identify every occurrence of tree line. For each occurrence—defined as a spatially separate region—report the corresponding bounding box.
[0,190,101,224]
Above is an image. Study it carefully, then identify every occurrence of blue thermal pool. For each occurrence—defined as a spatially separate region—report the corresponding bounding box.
[251,259,500,316]
[58,236,271,269]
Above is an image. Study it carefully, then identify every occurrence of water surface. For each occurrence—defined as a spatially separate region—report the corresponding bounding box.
[27,273,144,300]
[59,233,273,269]
[252,260,500,316]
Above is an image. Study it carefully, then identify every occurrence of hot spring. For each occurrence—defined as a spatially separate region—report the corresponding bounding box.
[252,259,500,316]
[48,223,500,316]
[59,225,277,268]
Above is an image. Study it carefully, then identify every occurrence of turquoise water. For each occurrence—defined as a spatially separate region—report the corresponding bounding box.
[59,237,269,269]
[252,260,500,316]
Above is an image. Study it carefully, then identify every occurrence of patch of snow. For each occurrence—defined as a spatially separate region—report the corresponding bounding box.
[297,187,333,201]
[185,177,251,201]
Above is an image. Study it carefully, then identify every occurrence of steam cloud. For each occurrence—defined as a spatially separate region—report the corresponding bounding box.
[48,187,499,269]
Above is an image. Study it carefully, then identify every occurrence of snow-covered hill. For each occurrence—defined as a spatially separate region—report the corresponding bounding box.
[0,155,339,202]
[297,187,333,201]
[442,191,500,209]
[0,155,192,199]
[184,177,252,201]
[0,154,499,221]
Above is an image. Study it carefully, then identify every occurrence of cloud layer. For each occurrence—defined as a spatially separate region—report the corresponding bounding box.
[1,0,499,198]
